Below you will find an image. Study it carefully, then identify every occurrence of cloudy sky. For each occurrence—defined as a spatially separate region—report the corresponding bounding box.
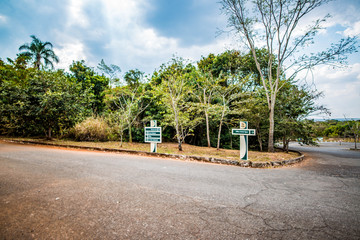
[0,0,359,119]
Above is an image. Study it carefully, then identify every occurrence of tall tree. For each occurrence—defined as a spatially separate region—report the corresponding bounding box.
[110,85,150,143]
[152,58,201,151]
[18,35,59,70]
[192,71,221,147]
[215,83,240,150]
[105,71,151,143]
[221,0,357,151]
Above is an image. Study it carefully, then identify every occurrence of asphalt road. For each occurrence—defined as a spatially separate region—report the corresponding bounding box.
[0,141,359,239]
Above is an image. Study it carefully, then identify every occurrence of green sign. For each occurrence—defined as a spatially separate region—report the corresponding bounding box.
[232,129,256,136]
[232,121,256,161]
[145,127,162,143]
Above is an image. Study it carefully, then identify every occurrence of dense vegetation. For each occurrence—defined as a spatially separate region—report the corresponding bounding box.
[1,38,332,152]
[314,120,359,142]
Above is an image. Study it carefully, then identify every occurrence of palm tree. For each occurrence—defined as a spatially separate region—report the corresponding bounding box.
[19,35,59,70]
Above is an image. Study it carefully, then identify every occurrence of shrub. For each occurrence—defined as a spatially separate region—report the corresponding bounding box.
[73,116,110,141]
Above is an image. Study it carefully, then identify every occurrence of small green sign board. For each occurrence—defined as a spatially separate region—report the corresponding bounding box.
[232,129,256,136]
[232,121,256,161]
[145,127,162,143]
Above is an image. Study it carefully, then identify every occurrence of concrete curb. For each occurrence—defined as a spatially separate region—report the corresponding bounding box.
[2,139,304,168]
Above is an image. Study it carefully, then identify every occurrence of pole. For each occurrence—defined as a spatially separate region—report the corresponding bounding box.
[240,121,248,160]
[150,120,157,153]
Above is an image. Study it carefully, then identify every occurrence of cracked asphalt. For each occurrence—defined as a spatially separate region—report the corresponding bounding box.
[0,141,359,239]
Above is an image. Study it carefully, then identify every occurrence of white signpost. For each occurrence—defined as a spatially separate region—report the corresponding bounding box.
[232,121,256,160]
[145,120,162,153]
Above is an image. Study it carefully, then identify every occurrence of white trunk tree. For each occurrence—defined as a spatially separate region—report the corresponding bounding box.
[221,0,357,152]
[193,72,220,148]
[156,73,201,151]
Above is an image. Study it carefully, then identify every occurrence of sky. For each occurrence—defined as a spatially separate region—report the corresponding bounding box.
[0,0,359,119]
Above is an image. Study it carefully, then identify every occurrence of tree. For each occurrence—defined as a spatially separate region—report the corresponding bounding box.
[192,71,221,147]
[124,69,144,87]
[97,59,121,87]
[38,71,91,139]
[235,88,269,151]
[18,35,59,70]
[152,58,202,151]
[0,64,90,138]
[197,51,263,149]
[105,110,129,147]
[344,119,360,150]
[105,80,151,143]
[220,0,357,151]
[69,60,109,113]
[275,83,328,152]
[215,83,240,150]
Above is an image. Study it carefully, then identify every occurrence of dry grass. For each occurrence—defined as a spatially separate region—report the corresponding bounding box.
[1,137,299,162]
[73,117,110,141]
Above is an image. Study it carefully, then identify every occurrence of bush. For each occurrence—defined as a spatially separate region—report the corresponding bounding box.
[73,117,110,141]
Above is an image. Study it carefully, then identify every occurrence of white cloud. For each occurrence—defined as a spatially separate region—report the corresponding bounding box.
[344,21,360,37]
[66,0,90,28]
[0,14,7,24]
[306,64,360,118]
[54,40,88,70]
[313,64,360,82]
[90,0,233,73]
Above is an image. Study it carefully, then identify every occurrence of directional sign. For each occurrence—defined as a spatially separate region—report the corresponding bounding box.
[145,127,162,143]
[232,121,256,161]
[232,129,256,136]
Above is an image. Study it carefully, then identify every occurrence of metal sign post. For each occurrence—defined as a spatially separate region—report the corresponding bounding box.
[144,120,162,153]
[232,121,256,160]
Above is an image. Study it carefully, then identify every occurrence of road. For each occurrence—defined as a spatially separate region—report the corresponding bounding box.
[0,141,359,239]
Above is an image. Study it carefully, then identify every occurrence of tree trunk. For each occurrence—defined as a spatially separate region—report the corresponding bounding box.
[205,111,211,147]
[217,119,223,150]
[268,99,275,152]
[229,128,232,149]
[178,142,183,151]
[120,134,123,147]
[48,127,52,140]
[355,134,358,150]
[128,123,132,143]
[282,136,286,152]
[256,127,263,152]
[285,140,289,153]
[174,110,183,151]
[217,107,226,150]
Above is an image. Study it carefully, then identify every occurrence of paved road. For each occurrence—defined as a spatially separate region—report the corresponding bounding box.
[0,141,359,239]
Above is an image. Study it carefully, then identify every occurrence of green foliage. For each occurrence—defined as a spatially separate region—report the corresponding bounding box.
[104,78,151,143]
[124,69,144,87]
[69,60,109,113]
[319,120,360,140]
[198,49,274,87]
[274,83,327,151]
[0,59,91,138]
[73,116,110,141]
[151,57,202,150]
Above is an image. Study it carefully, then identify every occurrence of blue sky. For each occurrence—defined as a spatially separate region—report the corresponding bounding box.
[0,0,359,119]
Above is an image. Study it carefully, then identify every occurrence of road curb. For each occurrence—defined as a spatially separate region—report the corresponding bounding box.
[1,139,304,168]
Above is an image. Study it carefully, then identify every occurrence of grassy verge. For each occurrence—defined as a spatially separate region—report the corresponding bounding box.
[0,137,299,163]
